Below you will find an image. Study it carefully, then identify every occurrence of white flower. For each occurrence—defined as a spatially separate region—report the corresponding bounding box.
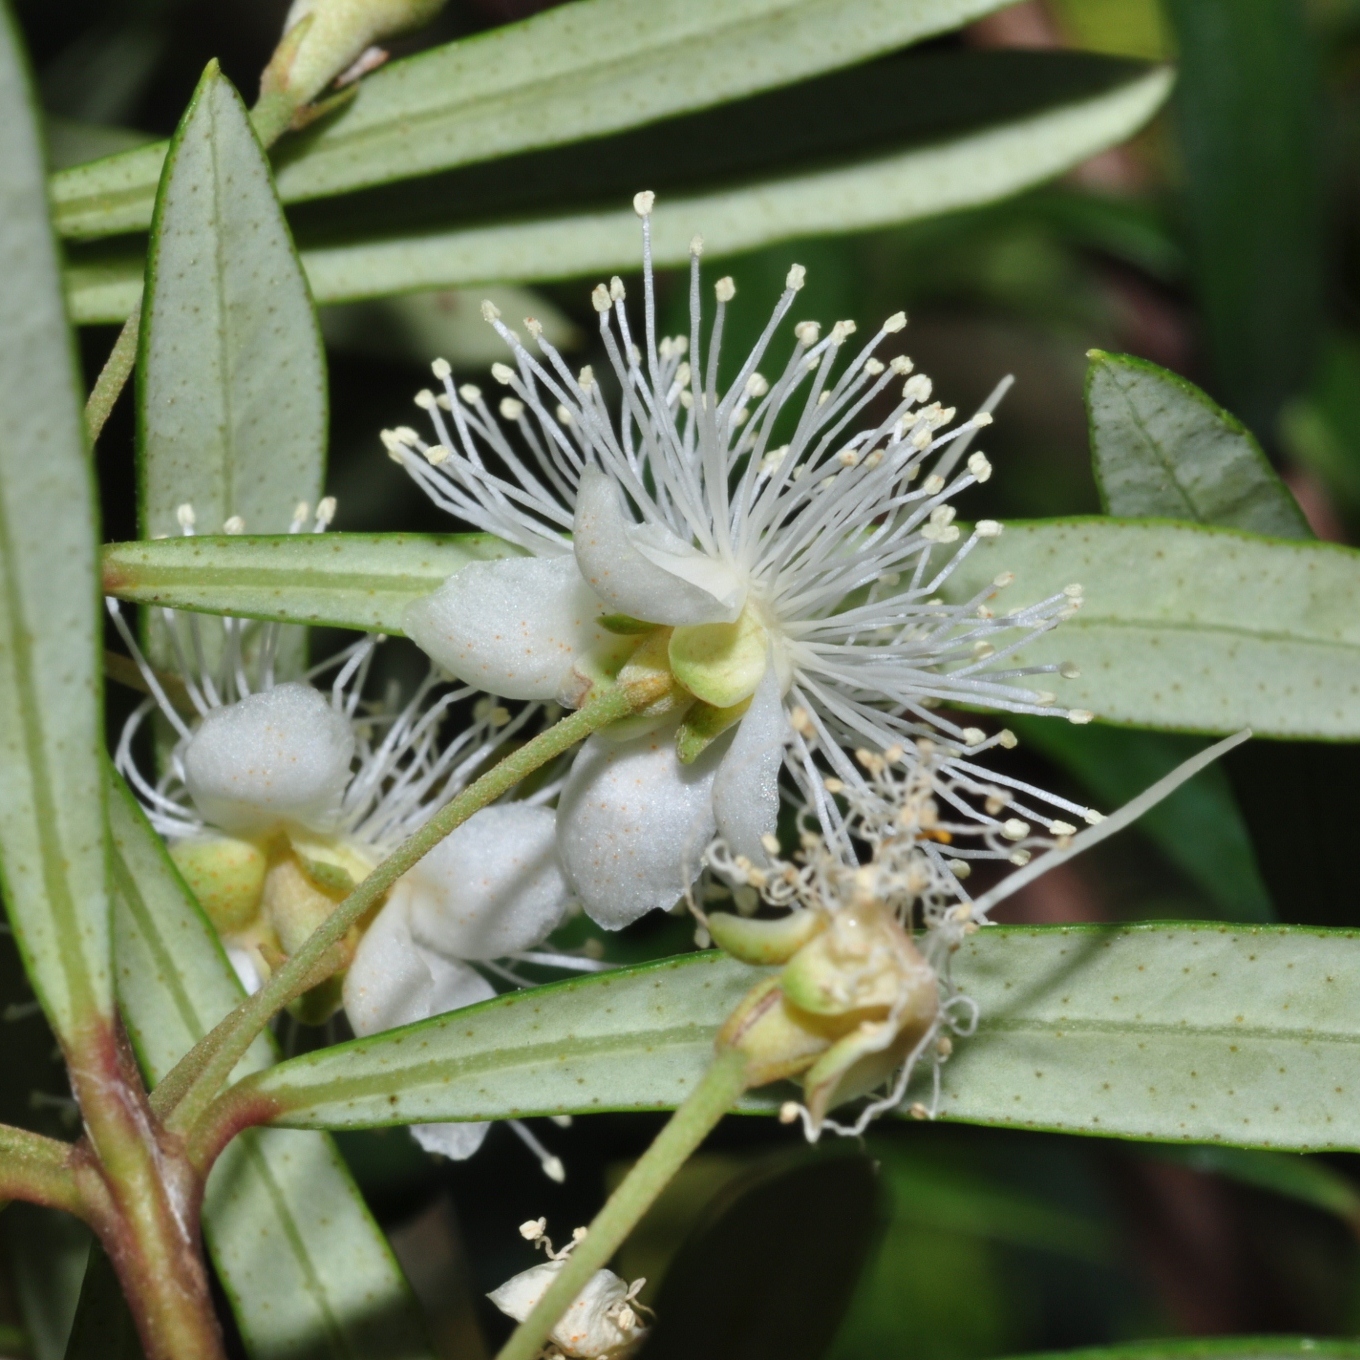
[488,1220,648,1359]
[387,193,1086,930]
[110,500,583,1177]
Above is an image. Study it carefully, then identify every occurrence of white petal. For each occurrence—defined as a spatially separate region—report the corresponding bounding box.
[712,665,786,866]
[556,725,721,929]
[489,1259,560,1322]
[343,882,495,1035]
[489,1261,640,1359]
[572,466,745,625]
[406,804,571,960]
[402,554,618,703]
[183,682,354,836]
[410,1120,490,1160]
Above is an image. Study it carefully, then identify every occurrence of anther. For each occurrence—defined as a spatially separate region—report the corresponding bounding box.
[961,727,985,745]
[864,358,884,376]
[890,355,913,374]
[976,520,1002,539]
[786,263,806,290]
[556,404,573,425]
[715,276,736,303]
[431,357,452,380]
[425,445,450,465]
[578,365,595,391]
[591,283,611,313]
[779,1101,801,1124]
[176,503,196,530]
[315,496,337,527]
[968,451,993,482]
[525,316,543,339]
[459,384,482,404]
[491,362,515,386]
[223,515,244,534]
[633,189,655,217]
[414,388,436,410]
[998,729,1017,749]
[883,310,906,333]
[904,374,932,403]
[1067,709,1095,724]
[1059,661,1080,679]
[794,321,820,346]
[829,319,856,345]
[610,276,626,302]
[480,299,500,322]
[690,234,705,257]
[500,397,525,421]
[745,372,769,398]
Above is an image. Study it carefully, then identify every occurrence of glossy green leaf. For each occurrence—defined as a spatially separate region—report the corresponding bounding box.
[239,922,1360,1150]
[1087,350,1311,538]
[1007,718,1273,922]
[50,0,1018,241]
[107,775,435,1360]
[943,519,1360,739]
[0,6,110,1037]
[137,62,325,541]
[1164,0,1324,439]
[101,532,522,634]
[64,55,1173,322]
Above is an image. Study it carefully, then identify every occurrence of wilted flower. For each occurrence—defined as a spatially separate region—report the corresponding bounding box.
[111,500,586,1175]
[708,736,1098,1138]
[384,191,1089,932]
[489,1219,649,1359]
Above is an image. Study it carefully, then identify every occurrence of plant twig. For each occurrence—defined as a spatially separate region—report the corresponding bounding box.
[160,674,672,1136]
[0,1122,82,1215]
[494,1049,750,1360]
[84,302,141,445]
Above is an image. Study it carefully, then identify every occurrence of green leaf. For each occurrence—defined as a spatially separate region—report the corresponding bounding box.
[1164,0,1325,439]
[1007,718,1273,922]
[50,0,1020,241]
[1151,1144,1360,1225]
[237,922,1360,1150]
[107,774,435,1360]
[942,518,1360,739]
[0,5,110,1037]
[63,54,1173,322]
[1086,350,1311,538]
[101,532,522,634]
[137,62,325,542]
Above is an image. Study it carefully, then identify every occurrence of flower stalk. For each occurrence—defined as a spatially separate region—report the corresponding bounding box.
[494,1047,750,1360]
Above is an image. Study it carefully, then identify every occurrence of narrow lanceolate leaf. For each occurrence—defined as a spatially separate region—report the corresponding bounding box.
[1086,350,1311,538]
[64,56,1174,322]
[0,8,110,1036]
[101,532,522,634]
[51,0,1017,240]
[107,776,434,1360]
[138,62,325,541]
[943,519,1360,739]
[236,923,1360,1151]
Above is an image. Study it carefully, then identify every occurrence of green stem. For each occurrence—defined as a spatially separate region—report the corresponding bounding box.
[84,302,140,445]
[162,676,670,1138]
[0,1123,81,1215]
[495,1049,749,1360]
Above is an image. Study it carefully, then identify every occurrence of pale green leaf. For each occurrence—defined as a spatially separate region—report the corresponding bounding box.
[1086,349,1311,537]
[51,0,1016,241]
[64,60,1174,323]
[101,532,522,634]
[107,775,435,1360]
[1006,718,1273,921]
[0,7,110,1036]
[238,923,1360,1151]
[942,519,1360,739]
[138,62,325,541]
[320,284,582,368]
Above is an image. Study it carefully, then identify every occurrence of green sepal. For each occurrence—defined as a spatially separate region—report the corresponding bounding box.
[709,910,824,966]
[597,613,656,635]
[676,696,752,764]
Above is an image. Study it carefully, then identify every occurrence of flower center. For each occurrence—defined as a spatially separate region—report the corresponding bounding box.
[667,599,784,708]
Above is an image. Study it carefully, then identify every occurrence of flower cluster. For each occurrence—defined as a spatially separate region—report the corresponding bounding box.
[381,190,1091,932]
[111,501,587,1176]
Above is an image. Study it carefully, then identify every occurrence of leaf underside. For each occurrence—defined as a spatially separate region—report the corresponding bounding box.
[247,924,1360,1152]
